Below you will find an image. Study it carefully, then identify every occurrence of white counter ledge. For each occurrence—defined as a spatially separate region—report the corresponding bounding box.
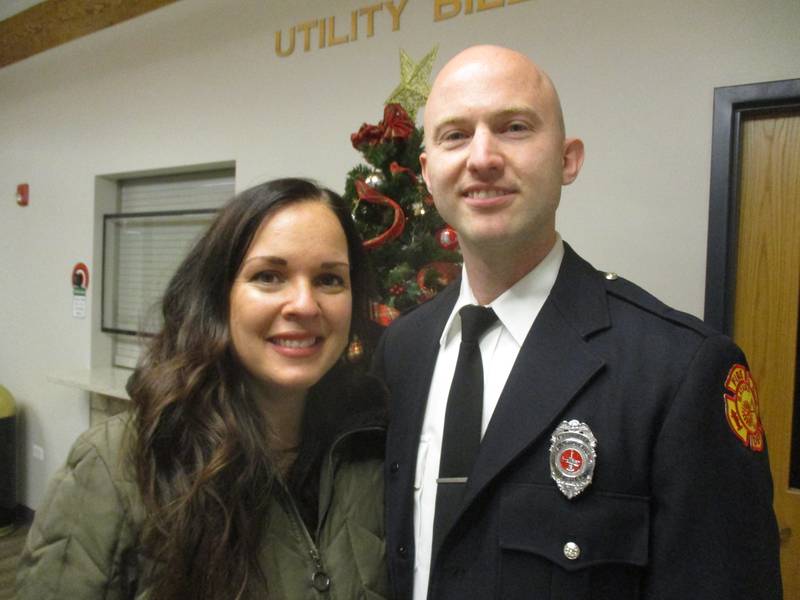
[48,367,132,401]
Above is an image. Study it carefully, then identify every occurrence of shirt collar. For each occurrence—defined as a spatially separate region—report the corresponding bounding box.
[440,234,565,347]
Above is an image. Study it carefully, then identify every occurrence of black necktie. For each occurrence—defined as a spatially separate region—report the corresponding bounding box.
[433,305,498,557]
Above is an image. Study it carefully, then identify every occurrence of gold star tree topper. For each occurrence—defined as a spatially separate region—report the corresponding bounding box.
[385,46,438,121]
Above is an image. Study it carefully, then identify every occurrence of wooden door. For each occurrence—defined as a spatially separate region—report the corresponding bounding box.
[733,110,800,597]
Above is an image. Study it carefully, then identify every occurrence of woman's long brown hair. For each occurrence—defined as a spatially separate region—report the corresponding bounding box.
[127,178,372,599]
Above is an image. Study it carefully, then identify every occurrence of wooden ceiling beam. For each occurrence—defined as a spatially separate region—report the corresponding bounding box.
[0,0,179,69]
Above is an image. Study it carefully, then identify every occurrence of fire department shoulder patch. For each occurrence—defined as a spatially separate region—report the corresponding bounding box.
[723,364,764,452]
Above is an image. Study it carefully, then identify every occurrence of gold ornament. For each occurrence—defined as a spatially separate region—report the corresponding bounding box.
[346,337,364,363]
[385,46,438,120]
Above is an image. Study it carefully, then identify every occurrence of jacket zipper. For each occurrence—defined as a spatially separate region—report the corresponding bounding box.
[283,423,385,597]
[282,487,332,595]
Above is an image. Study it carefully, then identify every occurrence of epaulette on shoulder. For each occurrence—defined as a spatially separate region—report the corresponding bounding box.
[599,270,718,339]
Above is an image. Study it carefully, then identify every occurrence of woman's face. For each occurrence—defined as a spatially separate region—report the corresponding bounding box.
[229,200,352,400]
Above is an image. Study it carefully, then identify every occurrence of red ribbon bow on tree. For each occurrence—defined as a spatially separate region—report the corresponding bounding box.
[351,103,415,149]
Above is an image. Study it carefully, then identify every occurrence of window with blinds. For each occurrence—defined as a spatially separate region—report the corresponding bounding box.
[102,169,235,368]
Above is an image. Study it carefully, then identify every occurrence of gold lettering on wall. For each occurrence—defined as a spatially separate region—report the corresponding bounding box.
[360,3,383,37]
[434,0,460,20]
[328,16,349,46]
[385,0,409,30]
[434,0,530,21]
[296,19,317,52]
[275,1,409,57]
[478,0,505,10]
[274,0,529,58]
[275,27,295,57]
[351,9,359,40]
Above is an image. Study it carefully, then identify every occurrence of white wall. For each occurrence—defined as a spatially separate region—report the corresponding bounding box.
[1,0,798,508]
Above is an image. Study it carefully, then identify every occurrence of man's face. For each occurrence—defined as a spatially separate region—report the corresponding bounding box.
[420,47,581,257]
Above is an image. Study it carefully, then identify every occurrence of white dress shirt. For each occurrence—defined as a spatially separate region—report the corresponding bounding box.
[412,236,565,600]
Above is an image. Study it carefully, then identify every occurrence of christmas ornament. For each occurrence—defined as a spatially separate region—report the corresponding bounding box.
[370,302,400,327]
[385,47,438,120]
[365,169,385,188]
[346,337,364,363]
[417,262,460,299]
[436,226,459,250]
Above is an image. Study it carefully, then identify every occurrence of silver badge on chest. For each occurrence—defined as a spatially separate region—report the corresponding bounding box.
[549,420,597,499]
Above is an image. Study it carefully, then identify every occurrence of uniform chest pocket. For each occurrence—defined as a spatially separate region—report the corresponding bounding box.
[498,483,650,600]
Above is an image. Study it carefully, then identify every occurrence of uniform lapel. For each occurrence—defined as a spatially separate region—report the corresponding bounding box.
[388,284,459,449]
[463,245,611,508]
[385,282,459,582]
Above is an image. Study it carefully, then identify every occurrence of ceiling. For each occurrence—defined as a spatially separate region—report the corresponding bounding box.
[0,0,177,69]
[0,0,42,22]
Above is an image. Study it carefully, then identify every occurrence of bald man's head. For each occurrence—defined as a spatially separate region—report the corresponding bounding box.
[418,45,584,273]
[424,45,566,142]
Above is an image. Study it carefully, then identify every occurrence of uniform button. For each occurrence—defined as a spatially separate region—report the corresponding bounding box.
[397,544,408,558]
[390,462,400,473]
[563,541,581,560]
[311,571,331,591]
[604,272,618,280]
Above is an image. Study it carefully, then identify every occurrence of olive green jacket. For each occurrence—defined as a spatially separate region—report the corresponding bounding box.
[17,412,388,600]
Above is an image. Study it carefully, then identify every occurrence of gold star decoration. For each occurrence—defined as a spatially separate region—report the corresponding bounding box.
[385,46,438,121]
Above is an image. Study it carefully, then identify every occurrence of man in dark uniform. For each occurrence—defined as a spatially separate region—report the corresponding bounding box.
[374,45,782,599]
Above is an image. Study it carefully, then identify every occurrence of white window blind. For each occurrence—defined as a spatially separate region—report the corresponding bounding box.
[104,170,234,368]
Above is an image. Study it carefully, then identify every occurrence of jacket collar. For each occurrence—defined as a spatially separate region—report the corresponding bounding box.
[461,242,611,508]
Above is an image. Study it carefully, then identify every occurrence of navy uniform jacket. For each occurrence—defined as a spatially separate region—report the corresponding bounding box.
[374,243,782,600]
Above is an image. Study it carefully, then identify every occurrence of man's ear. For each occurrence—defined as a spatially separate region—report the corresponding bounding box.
[562,138,585,185]
[419,151,430,189]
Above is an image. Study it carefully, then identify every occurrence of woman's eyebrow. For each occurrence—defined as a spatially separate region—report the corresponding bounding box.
[241,255,287,266]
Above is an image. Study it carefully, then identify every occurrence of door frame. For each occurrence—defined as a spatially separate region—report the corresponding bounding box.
[704,77,800,333]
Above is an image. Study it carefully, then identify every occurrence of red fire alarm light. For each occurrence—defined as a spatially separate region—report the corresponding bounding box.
[16,183,29,206]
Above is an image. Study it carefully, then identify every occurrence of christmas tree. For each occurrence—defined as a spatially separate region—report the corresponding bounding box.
[344,48,461,324]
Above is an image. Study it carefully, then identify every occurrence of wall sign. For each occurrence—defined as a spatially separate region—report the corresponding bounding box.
[276,1,409,57]
[433,0,530,21]
[16,183,29,206]
[72,262,89,319]
[274,0,531,57]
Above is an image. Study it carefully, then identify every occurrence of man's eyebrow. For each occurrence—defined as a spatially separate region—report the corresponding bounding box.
[430,116,467,137]
[490,106,543,124]
[430,106,543,136]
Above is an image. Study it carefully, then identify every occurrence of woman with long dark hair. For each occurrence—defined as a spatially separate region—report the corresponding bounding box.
[18,178,388,599]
